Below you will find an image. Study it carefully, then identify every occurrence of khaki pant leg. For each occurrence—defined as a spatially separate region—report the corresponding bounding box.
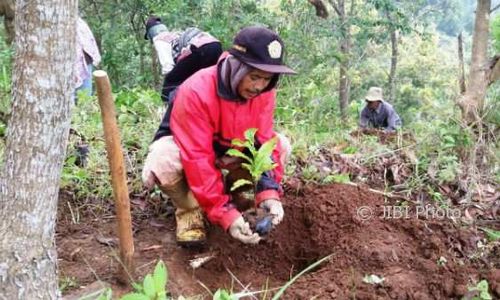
[142,136,199,210]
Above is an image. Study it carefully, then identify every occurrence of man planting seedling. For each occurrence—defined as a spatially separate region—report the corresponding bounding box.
[142,26,294,245]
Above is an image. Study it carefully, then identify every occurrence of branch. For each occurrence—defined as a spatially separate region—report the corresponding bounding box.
[327,0,342,16]
[458,33,466,93]
[491,3,500,13]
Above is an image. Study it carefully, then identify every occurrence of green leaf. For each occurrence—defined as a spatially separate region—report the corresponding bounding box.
[253,138,277,177]
[467,280,492,300]
[213,289,234,300]
[254,137,277,163]
[443,135,455,144]
[243,128,257,144]
[479,227,500,242]
[143,274,155,298]
[230,179,253,191]
[331,173,351,183]
[477,280,489,291]
[261,137,277,154]
[342,146,358,154]
[241,162,253,173]
[225,149,252,163]
[119,293,150,300]
[230,138,249,148]
[153,260,167,292]
[131,282,143,293]
[156,291,167,300]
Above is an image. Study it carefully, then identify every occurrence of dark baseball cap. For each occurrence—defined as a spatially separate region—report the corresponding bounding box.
[228,26,297,75]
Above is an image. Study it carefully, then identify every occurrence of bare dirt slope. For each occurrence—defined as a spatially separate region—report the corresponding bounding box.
[57,184,499,299]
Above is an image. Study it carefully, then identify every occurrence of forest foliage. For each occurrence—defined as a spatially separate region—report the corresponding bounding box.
[0,0,498,201]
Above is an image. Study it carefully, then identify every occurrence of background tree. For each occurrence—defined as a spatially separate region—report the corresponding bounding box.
[332,0,354,120]
[457,0,499,123]
[368,0,412,102]
[0,0,77,298]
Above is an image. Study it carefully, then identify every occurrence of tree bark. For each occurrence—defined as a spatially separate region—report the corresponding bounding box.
[338,0,351,120]
[458,32,466,94]
[308,0,329,18]
[388,29,398,102]
[456,0,491,124]
[0,0,77,298]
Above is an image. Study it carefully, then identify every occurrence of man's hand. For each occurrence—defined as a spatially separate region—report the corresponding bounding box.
[259,199,284,225]
[229,216,261,244]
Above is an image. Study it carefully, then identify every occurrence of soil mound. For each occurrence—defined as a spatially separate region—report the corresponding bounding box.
[199,184,494,299]
[57,184,498,299]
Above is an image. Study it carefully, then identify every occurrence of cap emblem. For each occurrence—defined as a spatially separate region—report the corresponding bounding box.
[268,40,282,59]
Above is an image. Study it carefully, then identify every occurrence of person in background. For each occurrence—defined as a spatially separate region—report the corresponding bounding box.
[359,86,402,133]
[72,17,101,167]
[144,16,222,104]
[74,16,101,97]
[142,26,295,246]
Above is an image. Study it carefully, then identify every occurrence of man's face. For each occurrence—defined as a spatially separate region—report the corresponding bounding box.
[367,100,381,110]
[237,69,274,100]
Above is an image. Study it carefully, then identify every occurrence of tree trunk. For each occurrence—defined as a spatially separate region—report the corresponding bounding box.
[457,0,491,124]
[458,32,466,94]
[388,29,398,102]
[338,0,351,119]
[308,0,329,18]
[0,0,76,298]
[339,44,350,119]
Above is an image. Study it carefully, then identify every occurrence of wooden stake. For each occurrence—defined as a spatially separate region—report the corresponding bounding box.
[93,70,135,283]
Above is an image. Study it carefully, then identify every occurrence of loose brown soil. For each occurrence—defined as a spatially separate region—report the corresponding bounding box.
[57,183,499,299]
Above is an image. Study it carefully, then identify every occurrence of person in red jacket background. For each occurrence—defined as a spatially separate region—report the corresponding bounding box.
[142,26,295,245]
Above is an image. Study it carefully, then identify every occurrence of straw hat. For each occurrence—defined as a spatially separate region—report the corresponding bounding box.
[365,87,383,102]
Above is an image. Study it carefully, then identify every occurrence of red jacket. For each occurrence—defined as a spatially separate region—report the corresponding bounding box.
[170,65,284,230]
